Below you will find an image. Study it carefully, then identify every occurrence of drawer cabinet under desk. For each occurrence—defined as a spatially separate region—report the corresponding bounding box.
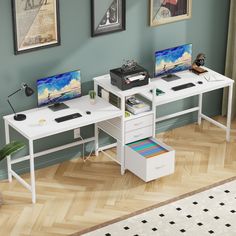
[125,113,154,144]
[98,114,154,144]
[125,138,175,182]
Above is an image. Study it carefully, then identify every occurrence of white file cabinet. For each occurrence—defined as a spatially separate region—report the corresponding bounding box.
[94,74,175,181]
[125,138,175,182]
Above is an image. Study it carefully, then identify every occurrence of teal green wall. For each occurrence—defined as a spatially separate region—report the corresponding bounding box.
[0,0,230,179]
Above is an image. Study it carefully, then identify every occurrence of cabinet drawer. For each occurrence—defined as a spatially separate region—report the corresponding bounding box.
[98,120,121,141]
[125,114,153,132]
[125,126,153,144]
[125,138,175,182]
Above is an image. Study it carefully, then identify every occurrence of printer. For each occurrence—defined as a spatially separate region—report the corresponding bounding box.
[110,61,150,91]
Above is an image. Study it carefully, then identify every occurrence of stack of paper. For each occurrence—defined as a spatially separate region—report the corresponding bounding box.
[126,96,150,115]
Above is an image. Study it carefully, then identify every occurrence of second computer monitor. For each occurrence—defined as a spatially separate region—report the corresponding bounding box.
[154,43,192,81]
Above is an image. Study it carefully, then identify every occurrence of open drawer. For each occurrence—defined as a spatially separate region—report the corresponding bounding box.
[125,138,175,182]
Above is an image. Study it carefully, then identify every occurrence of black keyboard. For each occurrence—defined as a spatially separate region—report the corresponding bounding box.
[172,83,195,91]
[55,113,82,123]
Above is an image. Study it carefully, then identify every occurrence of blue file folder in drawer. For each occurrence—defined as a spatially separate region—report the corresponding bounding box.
[127,138,168,158]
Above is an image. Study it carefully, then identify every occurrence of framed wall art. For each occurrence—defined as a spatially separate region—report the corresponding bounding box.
[91,0,126,37]
[12,0,60,54]
[150,0,192,27]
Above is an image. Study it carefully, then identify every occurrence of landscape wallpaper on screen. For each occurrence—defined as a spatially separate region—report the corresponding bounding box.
[155,44,192,77]
[37,70,81,106]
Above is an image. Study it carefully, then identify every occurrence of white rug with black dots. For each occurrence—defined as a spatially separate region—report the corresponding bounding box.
[82,180,236,236]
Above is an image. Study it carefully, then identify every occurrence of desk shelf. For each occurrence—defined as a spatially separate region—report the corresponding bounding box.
[124,110,154,121]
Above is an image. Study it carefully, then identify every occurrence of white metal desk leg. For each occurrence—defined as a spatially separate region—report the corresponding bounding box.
[198,93,203,125]
[29,139,36,203]
[152,88,156,138]
[121,97,126,175]
[95,123,99,156]
[4,121,12,182]
[226,84,233,142]
[94,81,99,156]
[121,138,125,175]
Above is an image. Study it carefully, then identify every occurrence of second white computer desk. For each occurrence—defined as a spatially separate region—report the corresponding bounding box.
[93,68,233,180]
[3,95,123,203]
[142,67,234,142]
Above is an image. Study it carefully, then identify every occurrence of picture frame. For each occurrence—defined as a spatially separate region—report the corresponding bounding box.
[12,0,61,54]
[150,0,192,27]
[91,0,126,37]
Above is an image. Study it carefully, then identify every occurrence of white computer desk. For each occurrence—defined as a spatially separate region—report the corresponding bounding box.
[3,95,122,203]
[3,68,234,203]
[142,67,234,141]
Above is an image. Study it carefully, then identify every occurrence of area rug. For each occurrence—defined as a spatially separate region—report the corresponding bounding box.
[75,177,236,236]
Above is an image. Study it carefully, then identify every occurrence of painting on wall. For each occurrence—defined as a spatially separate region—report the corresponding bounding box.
[12,0,60,54]
[150,0,192,27]
[91,0,126,37]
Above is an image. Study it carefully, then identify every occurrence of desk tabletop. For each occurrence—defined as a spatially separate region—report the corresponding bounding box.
[3,95,122,140]
[142,68,234,106]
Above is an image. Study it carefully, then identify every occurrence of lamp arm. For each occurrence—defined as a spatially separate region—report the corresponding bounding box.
[7,88,22,116]
[7,88,22,98]
[7,98,17,116]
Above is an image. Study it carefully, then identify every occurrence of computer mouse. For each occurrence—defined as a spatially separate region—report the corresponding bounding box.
[198,81,203,84]
[86,111,91,115]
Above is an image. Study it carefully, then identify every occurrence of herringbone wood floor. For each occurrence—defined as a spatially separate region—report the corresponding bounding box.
[0,117,236,236]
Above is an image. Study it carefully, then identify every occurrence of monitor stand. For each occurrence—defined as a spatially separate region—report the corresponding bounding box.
[48,102,69,112]
[162,73,181,82]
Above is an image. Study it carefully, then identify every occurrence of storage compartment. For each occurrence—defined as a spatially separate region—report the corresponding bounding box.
[125,138,175,182]
[125,126,153,144]
[98,117,121,141]
[101,140,122,164]
[125,114,153,132]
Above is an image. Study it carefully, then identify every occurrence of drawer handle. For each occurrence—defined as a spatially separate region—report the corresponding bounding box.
[155,165,166,170]
[134,133,142,138]
[134,122,143,126]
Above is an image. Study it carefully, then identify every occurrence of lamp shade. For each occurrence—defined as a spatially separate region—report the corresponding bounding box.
[23,84,34,97]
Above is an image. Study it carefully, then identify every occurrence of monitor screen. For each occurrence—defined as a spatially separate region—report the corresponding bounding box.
[154,44,192,78]
[37,69,81,107]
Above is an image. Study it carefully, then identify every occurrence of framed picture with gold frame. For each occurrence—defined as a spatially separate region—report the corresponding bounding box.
[12,0,60,54]
[150,0,192,27]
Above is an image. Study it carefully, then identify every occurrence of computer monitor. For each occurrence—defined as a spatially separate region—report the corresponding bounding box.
[37,69,81,111]
[154,43,192,81]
